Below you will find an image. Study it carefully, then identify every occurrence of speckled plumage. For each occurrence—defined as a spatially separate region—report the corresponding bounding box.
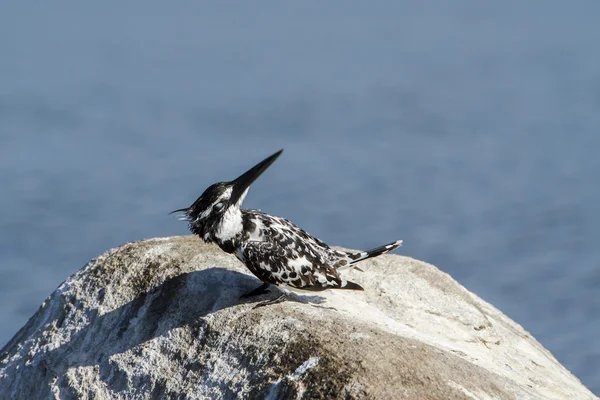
[214,209,402,291]
[172,150,402,299]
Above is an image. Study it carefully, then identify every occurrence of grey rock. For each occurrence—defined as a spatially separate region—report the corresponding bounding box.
[0,236,596,399]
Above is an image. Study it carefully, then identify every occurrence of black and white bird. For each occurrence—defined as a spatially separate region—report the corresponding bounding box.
[171,150,402,307]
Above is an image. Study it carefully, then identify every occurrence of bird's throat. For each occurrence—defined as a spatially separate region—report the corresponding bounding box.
[214,207,244,246]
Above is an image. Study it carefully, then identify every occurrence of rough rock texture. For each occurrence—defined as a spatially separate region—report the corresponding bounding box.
[0,236,596,400]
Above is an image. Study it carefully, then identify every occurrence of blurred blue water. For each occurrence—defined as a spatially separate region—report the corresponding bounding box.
[1,1,599,394]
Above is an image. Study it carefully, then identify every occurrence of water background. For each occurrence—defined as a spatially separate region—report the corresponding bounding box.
[1,2,599,394]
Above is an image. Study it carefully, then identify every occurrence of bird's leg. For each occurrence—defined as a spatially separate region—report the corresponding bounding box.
[239,282,271,299]
[252,293,287,309]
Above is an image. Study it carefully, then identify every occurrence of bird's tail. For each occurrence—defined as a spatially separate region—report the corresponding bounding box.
[346,239,403,265]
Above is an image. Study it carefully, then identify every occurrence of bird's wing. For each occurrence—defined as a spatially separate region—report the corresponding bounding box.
[241,240,345,290]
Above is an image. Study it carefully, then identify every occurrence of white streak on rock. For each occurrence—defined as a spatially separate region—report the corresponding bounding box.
[290,356,319,380]
[266,357,320,400]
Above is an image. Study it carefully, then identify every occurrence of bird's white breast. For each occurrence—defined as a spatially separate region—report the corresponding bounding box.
[216,207,243,242]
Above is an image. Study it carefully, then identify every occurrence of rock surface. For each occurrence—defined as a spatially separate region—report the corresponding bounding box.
[0,236,596,399]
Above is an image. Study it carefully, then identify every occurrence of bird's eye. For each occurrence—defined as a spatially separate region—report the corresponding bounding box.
[213,202,224,212]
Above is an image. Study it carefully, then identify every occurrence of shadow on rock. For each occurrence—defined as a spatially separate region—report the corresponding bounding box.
[44,267,270,371]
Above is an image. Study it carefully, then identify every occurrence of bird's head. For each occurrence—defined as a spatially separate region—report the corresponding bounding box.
[171,149,282,242]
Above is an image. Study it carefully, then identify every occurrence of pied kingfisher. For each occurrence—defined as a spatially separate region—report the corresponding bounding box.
[171,150,402,307]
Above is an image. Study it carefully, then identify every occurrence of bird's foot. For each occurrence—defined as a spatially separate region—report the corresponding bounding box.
[252,294,287,309]
[240,282,271,299]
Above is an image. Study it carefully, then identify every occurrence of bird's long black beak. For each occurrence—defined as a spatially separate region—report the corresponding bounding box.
[230,149,283,205]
